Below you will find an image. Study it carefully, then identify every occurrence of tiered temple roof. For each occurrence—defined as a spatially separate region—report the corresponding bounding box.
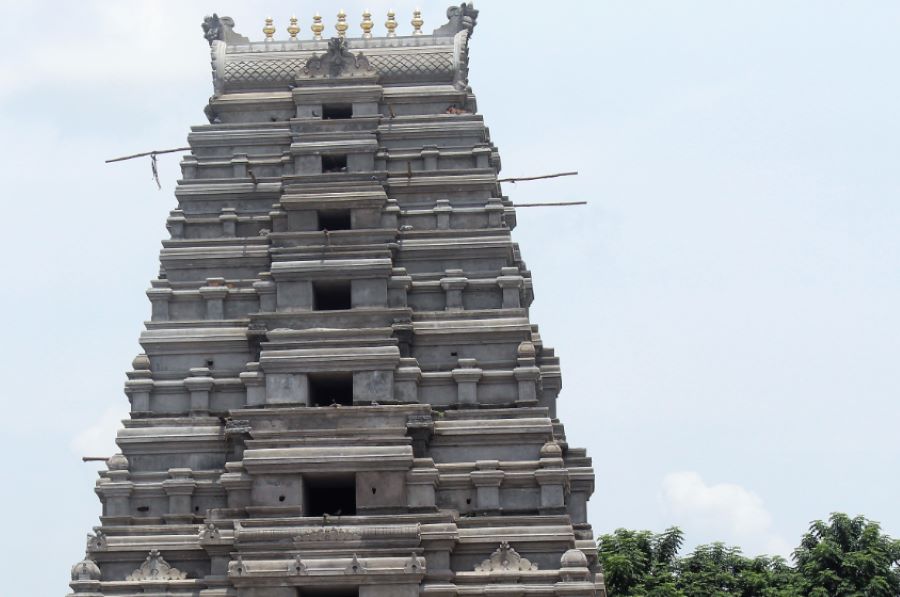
[69,5,606,597]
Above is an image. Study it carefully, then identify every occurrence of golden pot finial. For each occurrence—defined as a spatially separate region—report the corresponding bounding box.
[385,10,398,37]
[263,17,276,41]
[361,10,374,39]
[311,13,324,40]
[411,8,424,35]
[287,15,300,40]
[336,9,349,38]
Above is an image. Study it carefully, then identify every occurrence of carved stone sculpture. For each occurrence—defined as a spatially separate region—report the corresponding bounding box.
[474,542,538,572]
[303,37,374,78]
[125,550,188,581]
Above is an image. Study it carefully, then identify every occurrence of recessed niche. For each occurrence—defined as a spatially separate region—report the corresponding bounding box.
[318,210,352,231]
[309,372,353,406]
[313,280,352,311]
[322,103,353,119]
[304,474,356,517]
[322,154,348,173]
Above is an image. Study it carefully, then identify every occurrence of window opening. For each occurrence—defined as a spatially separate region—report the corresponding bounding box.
[318,210,352,231]
[322,103,353,119]
[309,372,353,406]
[313,280,351,311]
[304,474,356,517]
[322,154,348,173]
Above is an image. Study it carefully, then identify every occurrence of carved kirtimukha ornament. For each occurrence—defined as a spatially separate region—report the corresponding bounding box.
[474,541,538,572]
[126,550,188,581]
[303,37,374,78]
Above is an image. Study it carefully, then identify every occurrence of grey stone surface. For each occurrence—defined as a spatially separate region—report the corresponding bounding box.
[69,5,606,597]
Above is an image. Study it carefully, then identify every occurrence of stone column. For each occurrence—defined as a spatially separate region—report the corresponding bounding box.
[185,367,214,416]
[434,199,452,230]
[514,341,541,406]
[125,353,154,415]
[388,268,413,308]
[497,267,524,309]
[166,209,186,239]
[146,286,172,321]
[163,468,196,523]
[486,197,504,228]
[452,358,482,407]
[394,358,422,403]
[440,269,467,311]
[98,456,133,524]
[239,362,266,407]
[219,462,252,509]
[407,459,439,510]
[473,144,492,168]
[253,272,276,312]
[536,441,569,514]
[219,207,238,237]
[421,145,440,170]
[180,156,198,180]
[199,278,228,320]
[471,460,504,514]
[231,153,249,178]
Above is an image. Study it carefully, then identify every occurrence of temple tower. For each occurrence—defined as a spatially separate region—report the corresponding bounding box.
[69,6,605,597]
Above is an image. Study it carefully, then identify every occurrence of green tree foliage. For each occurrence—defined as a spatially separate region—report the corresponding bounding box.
[794,513,900,596]
[598,527,684,596]
[598,513,900,597]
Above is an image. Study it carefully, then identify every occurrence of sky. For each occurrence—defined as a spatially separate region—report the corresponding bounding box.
[0,1,898,594]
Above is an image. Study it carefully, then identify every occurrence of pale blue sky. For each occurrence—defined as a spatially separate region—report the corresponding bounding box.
[1,2,898,594]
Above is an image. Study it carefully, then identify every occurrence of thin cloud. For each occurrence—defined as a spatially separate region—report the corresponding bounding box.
[661,471,791,557]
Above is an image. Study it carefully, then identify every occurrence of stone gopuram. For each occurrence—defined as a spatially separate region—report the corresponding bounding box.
[69,6,606,597]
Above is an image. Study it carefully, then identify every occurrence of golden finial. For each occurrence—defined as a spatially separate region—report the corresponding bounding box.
[361,10,374,39]
[411,8,424,35]
[335,9,349,38]
[311,13,325,40]
[263,17,276,41]
[385,10,398,37]
[287,16,300,40]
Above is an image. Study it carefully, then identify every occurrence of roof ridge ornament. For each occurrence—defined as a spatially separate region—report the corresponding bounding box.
[201,14,249,46]
[302,37,375,79]
[434,2,479,38]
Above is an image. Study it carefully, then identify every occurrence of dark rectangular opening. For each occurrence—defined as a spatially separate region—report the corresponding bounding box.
[313,280,351,311]
[318,210,352,231]
[299,588,358,597]
[322,154,348,173]
[309,372,353,406]
[322,103,353,120]
[304,474,356,517]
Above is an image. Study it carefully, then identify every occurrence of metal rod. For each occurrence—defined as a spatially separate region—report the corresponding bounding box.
[105,147,191,164]
[513,201,587,208]
[498,171,578,183]
[82,456,110,462]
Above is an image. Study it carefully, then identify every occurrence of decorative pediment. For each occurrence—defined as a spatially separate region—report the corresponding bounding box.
[474,542,538,572]
[303,37,375,79]
[126,550,188,581]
